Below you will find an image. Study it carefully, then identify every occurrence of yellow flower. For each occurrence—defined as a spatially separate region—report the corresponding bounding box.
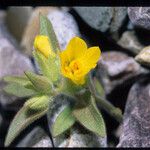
[59,37,101,85]
[34,35,55,58]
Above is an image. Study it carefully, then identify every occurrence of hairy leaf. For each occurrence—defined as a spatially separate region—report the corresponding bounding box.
[3,75,30,86]
[5,100,49,146]
[4,83,37,97]
[51,105,76,137]
[40,14,60,52]
[33,51,60,83]
[33,50,52,79]
[25,71,52,94]
[73,96,106,137]
[93,77,105,98]
[25,95,51,111]
[47,55,60,83]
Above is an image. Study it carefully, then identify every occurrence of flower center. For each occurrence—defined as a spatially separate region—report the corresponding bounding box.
[71,61,79,71]
[63,59,82,77]
[70,60,82,76]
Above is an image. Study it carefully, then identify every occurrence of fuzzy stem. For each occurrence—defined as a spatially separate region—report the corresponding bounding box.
[88,75,123,123]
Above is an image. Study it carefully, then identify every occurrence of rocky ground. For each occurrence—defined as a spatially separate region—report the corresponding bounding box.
[0,7,150,147]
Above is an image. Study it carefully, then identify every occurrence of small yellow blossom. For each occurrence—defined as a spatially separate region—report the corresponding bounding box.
[34,35,55,58]
[59,37,101,85]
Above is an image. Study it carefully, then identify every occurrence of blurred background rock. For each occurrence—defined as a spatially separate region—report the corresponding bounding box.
[0,6,150,147]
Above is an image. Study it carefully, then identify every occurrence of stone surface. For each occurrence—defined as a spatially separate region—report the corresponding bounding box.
[53,125,107,147]
[47,9,80,50]
[127,20,134,30]
[0,38,33,78]
[0,10,19,48]
[47,95,107,147]
[118,78,150,147]
[128,7,150,30]
[6,7,33,42]
[135,46,150,67]
[74,7,112,32]
[0,10,33,78]
[74,7,127,39]
[117,31,144,55]
[96,51,148,94]
[16,126,52,147]
[0,26,34,108]
[61,7,71,12]
[114,124,123,139]
[0,113,2,128]
[0,10,6,25]
[21,7,80,56]
[33,136,53,148]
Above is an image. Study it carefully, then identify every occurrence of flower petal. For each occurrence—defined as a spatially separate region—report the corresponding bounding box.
[34,35,55,58]
[71,75,85,85]
[59,36,101,85]
[78,46,101,75]
[64,36,87,61]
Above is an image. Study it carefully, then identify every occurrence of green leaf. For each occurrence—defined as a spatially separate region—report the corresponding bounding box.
[4,75,36,91]
[47,55,61,83]
[3,75,30,86]
[73,96,106,137]
[24,71,52,94]
[51,105,76,137]
[40,14,60,53]
[33,15,61,83]
[4,83,37,97]
[25,95,51,111]
[4,99,49,146]
[61,78,83,97]
[33,51,60,83]
[33,50,52,79]
[93,77,105,98]
[24,82,36,90]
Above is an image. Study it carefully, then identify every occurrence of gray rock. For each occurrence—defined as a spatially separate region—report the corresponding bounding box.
[74,7,112,32]
[53,126,107,147]
[118,78,150,147]
[0,29,34,108]
[33,136,53,148]
[127,20,135,30]
[47,95,107,147]
[114,124,123,139]
[47,9,80,50]
[109,7,127,33]
[16,127,52,147]
[61,7,71,12]
[0,113,2,128]
[96,51,148,94]
[0,10,34,78]
[135,46,150,67]
[0,11,5,25]
[74,7,127,40]
[0,10,19,48]
[128,7,150,30]
[6,7,33,42]
[0,38,34,78]
[117,31,144,55]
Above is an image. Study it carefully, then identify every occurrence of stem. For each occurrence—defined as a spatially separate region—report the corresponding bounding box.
[94,94,122,123]
[88,75,123,123]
